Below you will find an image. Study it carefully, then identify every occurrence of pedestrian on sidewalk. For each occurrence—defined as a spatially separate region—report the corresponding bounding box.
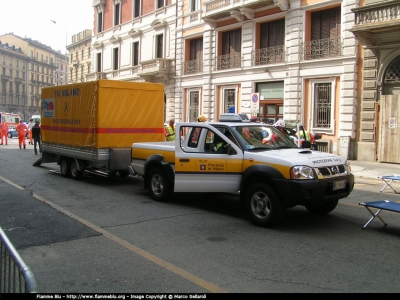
[15,120,27,149]
[31,120,41,155]
[0,120,8,145]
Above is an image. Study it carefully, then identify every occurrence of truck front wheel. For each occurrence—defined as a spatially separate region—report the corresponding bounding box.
[245,183,285,227]
[305,199,339,215]
[60,158,71,178]
[148,167,171,202]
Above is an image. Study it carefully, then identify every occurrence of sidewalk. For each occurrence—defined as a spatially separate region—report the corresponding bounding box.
[349,160,400,180]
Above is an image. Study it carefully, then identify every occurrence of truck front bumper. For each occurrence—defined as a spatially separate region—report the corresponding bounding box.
[273,174,355,207]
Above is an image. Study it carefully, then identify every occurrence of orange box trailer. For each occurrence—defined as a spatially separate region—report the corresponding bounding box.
[36,80,165,179]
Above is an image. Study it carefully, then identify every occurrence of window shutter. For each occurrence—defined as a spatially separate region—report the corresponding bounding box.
[222,29,241,54]
[260,19,284,48]
[312,7,341,40]
[190,38,203,60]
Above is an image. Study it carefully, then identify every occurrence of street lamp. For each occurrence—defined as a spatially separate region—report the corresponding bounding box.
[51,20,68,85]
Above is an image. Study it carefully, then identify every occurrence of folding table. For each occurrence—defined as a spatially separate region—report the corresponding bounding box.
[359,200,400,229]
[379,175,400,194]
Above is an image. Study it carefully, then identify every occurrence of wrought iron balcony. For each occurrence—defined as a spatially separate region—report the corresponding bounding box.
[216,52,242,70]
[35,94,41,99]
[1,75,11,81]
[252,45,285,66]
[302,37,342,60]
[72,59,79,67]
[202,0,275,19]
[14,77,24,83]
[351,1,400,40]
[182,59,203,75]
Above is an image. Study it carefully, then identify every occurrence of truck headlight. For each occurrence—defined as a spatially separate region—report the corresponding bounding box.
[291,166,315,179]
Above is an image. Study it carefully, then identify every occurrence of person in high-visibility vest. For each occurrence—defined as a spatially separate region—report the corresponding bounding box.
[164,118,175,141]
[0,120,9,145]
[297,125,311,141]
[15,120,28,149]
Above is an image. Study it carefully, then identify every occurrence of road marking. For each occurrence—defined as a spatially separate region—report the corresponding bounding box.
[0,176,228,293]
[0,175,25,190]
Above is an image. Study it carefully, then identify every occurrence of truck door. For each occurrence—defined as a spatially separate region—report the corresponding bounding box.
[174,125,244,193]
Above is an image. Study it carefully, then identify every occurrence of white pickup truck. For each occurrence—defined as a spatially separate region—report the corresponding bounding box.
[130,122,354,227]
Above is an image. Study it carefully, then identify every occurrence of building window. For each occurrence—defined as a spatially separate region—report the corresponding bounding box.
[157,0,165,9]
[97,11,103,33]
[133,42,139,66]
[96,53,102,72]
[189,0,199,12]
[254,19,285,65]
[134,0,141,18]
[223,87,237,113]
[304,6,341,60]
[88,46,91,58]
[217,29,242,70]
[156,34,163,58]
[311,78,335,133]
[188,90,200,122]
[183,37,203,75]
[81,49,84,59]
[114,2,121,26]
[113,47,119,70]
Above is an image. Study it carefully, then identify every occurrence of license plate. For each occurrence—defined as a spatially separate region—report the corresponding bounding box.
[333,180,346,191]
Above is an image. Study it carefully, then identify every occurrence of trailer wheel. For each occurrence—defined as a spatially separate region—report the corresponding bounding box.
[118,170,129,177]
[148,167,171,202]
[245,183,285,227]
[305,199,339,215]
[70,160,84,180]
[60,158,71,178]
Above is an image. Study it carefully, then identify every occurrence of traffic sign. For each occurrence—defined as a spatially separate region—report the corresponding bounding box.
[250,93,259,115]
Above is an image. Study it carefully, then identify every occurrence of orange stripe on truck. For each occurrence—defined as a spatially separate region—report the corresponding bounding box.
[41,126,165,134]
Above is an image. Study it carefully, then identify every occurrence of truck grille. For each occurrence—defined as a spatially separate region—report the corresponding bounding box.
[314,164,347,177]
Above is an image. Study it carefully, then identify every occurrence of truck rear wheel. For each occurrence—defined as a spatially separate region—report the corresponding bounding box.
[245,183,285,227]
[70,160,84,180]
[60,158,71,178]
[148,167,171,202]
[305,199,339,215]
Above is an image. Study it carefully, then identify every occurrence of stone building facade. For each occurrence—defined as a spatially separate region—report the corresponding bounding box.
[351,0,400,163]
[0,33,67,118]
[175,0,359,158]
[67,29,92,84]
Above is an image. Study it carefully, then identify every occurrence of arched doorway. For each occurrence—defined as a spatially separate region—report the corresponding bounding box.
[379,56,400,163]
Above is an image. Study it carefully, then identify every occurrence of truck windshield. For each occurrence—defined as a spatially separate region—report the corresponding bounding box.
[231,125,297,150]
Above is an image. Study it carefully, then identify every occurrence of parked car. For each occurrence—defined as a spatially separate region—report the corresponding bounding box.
[7,128,18,138]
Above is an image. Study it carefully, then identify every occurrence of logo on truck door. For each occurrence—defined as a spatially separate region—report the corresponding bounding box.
[198,160,226,172]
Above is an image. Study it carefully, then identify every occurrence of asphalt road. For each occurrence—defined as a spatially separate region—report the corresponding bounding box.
[1,137,400,294]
